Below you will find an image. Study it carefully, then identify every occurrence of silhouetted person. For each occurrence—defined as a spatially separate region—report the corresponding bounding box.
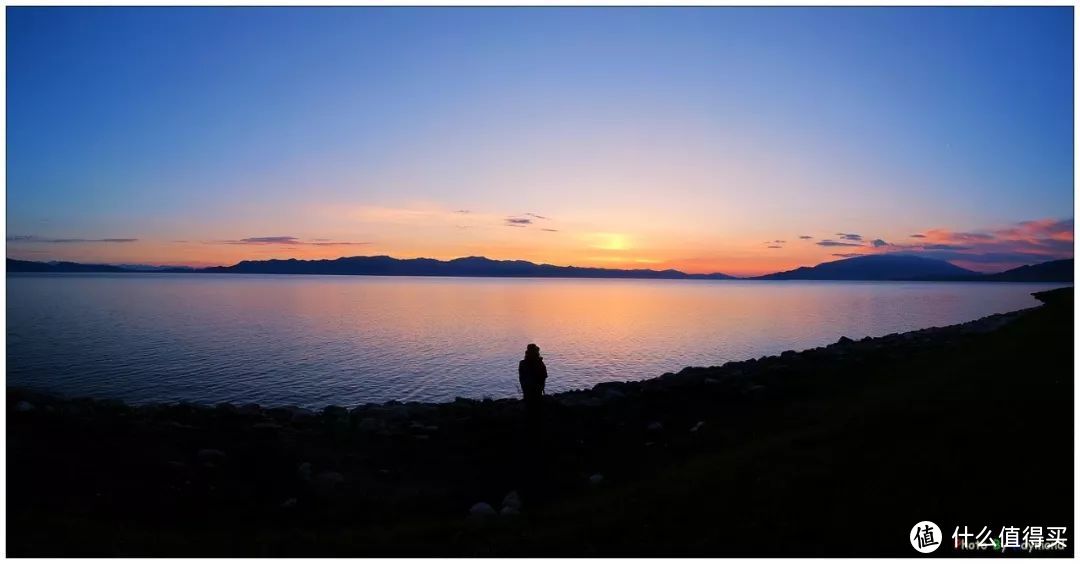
[518,343,547,424]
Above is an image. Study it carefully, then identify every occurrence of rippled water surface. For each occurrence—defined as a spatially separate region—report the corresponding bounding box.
[7,273,1061,407]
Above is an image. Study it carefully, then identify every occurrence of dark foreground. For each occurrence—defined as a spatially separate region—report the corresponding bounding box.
[8,288,1074,557]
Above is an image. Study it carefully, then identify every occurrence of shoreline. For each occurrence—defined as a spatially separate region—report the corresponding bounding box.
[8,295,1053,413]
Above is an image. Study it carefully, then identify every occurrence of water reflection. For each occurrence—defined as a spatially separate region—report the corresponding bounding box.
[7,273,1058,407]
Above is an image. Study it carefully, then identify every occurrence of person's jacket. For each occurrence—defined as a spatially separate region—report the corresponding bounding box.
[518,356,548,395]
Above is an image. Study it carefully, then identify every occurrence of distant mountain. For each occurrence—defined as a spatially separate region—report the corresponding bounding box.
[8,254,1073,283]
[982,258,1073,282]
[7,258,127,273]
[202,255,737,280]
[8,256,736,280]
[113,263,196,272]
[754,254,978,281]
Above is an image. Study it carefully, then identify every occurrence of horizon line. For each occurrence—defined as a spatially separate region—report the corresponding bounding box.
[7,251,1073,279]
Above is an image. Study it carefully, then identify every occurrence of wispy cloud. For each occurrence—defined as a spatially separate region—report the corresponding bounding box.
[8,235,137,243]
[817,239,862,247]
[504,217,533,227]
[910,234,926,238]
[836,233,862,241]
[798,235,813,240]
[217,236,370,246]
[870,239,888,248]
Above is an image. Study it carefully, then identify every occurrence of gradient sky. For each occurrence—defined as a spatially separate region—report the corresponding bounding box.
[7,7,1074,276]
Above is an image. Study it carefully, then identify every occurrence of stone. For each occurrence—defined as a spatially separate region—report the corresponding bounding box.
[409,421,439,433]
[322,405,348,420]
[500,505,521,518]
[312,471,345,497]
[297,462,313,482]
[237,403,262,416]
[502,490,522,511]
[589,473,604,486]
[280,497,297,509]
[744,384,767,398]
[469,502,497,519]
[286,406,315,421]
[690,421,705,433]
[197,449,227,466]
[357,417,384,432]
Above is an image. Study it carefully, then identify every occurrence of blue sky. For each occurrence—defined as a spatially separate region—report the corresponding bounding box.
[7,7,1074,274]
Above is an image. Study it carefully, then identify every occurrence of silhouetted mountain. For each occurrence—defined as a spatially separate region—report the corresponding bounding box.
[8,255,1073,282]
[114,263,196,272]
[202,255,737,280]
[7,258,127,273]
[754,254,977,280]
[982,258,1073,282]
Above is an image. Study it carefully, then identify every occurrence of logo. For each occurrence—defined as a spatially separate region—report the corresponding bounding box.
[911,521,942,553]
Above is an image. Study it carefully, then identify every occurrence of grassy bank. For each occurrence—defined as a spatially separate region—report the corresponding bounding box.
[7,288,1073,556]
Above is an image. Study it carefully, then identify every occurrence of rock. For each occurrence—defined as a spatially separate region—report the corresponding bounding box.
[744,384,767,398]
[589,473,604,486]
[297,462,313,482]
[165,460,188,472]
[15,401,35,413]
[286,406,315,421]
[357,417,384,432]
[500,505,521,518]
[196,449,227,466]
[646,421,663,432]
[311,471,345,497]
[468,502,497,519]
[96,398,127,411]
[237,403,262,416]
[690,421,705,432]
[502,490,522,511]
[836,336,855,345]
[322,405,348,420]
[252,422,282,431]
[409,421,439,433]
[280,497,297,509]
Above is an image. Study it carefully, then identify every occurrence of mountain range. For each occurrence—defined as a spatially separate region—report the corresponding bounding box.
[6,254,1074,283]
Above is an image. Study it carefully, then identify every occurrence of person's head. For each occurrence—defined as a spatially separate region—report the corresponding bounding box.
[525,343,541,360]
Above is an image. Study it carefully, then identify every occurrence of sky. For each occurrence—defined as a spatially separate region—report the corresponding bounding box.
[7,7,1074,276]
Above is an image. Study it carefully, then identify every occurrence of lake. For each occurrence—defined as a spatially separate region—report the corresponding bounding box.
[6,273,1062,408]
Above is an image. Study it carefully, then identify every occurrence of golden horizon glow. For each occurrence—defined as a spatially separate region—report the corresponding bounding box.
[6,205,1073,277]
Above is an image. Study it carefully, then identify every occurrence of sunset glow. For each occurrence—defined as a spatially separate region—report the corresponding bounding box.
[7,8,1073,277]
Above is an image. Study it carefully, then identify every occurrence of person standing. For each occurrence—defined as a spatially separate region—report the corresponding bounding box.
[518,343,548,423]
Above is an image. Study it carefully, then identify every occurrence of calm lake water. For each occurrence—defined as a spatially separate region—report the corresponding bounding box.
[7,273,1062,408]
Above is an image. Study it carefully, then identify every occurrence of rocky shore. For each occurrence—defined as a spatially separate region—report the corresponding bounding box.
[8,287,1073,556]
